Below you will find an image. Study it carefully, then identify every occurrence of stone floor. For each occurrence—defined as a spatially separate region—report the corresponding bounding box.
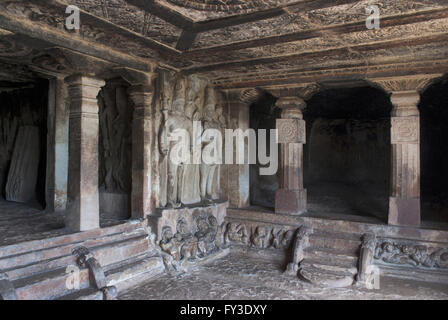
[119,249,448,300]
[0,200,128,246]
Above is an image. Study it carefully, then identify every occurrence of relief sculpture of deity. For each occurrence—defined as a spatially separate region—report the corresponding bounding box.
[159,77,192,208]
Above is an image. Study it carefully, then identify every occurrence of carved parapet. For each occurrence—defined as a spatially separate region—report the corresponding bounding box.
[72,246,117,300]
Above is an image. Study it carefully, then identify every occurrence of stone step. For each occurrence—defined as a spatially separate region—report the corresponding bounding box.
[57,287,104,300]
[105,254,165,293]
[0,221,145,259]
[1,232,148,280]
[308,234,361,255]
[304,247,359,268]
[300,261,358,277]
[4,230,152,299]
[13,267,90,300]
[299,264,355,288]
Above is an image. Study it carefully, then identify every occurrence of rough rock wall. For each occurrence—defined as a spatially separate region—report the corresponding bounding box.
[0,81,48,206]
[303,86,392,193]
[305,118,390,188]
[155,70,227,208]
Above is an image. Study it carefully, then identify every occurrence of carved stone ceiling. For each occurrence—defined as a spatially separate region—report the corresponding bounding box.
[0,0,447,90]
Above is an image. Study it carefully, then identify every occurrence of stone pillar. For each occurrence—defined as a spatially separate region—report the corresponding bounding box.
[65,75,105,231]
[275,97,307,214]
[372,75,440,227]
[225,89,258,208]
[128,84,155,219]
[389,91,421,227]
[46,77,69,212]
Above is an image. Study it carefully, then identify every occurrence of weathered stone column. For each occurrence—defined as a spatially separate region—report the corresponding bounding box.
[224,89,259,208]
[275,97,307,214]
[372,75,440,227]
[128,83,155,219]
[46,77,69,212]
[389,91,421,226]
[65,75,105,231]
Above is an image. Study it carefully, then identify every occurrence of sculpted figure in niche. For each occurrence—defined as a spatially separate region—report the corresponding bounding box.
[200,88,222,203]
[179,78,202,205]
[159,78,191,208]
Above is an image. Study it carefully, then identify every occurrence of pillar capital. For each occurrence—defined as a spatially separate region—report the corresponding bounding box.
[370,74,441,94]
[65,74,105,99]
[390,91,420,117]
[276,96,306,119]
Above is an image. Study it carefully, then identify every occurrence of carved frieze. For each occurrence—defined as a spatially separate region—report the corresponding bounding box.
[374,240,448,269]
[223,221,296,250]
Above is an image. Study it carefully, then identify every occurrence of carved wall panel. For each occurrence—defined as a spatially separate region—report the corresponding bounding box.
[156,71,227,208]
[374,239,448,270]
[223,221,297,250]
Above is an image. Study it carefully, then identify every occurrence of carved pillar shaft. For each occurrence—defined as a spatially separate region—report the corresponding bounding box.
[389,91,421,227]
[128,84,155,219]
[65,75,105,231]
[275,97,307,214]
[227,98,250,208]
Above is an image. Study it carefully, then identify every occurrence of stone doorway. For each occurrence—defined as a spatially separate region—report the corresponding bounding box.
[419,75,448,229]
[249,91,279,209]
[0,79,48,209]
[303,86,393,223]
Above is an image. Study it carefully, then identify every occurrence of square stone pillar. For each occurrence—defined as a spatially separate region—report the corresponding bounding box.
[275,97,307,214]
[226,95,251,208]
[65,75,105,231]
[128,84,155,219]
[371,75,442,227]
[46,77,69,212]
[389,91,421,227]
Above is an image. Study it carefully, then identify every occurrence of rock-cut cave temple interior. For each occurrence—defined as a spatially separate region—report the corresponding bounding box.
[0,0,447,301]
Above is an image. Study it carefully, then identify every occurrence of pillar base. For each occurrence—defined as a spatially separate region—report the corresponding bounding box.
[275,189,307,215]
[388,197,420,227]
